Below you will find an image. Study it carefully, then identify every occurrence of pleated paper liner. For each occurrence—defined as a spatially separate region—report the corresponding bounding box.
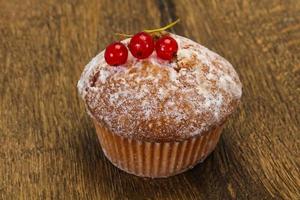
[93,119,224,178]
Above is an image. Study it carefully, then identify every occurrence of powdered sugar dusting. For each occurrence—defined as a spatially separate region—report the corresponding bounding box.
[169,68,179,83]
[77,33,242,142]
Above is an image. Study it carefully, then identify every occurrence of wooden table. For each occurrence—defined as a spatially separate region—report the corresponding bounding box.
[0,0,299,199]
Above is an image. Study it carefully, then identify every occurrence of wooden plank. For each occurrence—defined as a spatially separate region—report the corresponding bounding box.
[0,0,299,199]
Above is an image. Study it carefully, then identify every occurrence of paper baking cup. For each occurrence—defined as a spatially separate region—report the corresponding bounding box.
[93,120,224,178]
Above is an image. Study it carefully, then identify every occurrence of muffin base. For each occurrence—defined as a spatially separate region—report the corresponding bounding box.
[93,120,224,178]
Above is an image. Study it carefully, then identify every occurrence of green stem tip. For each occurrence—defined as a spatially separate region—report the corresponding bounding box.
[115,19,180,38]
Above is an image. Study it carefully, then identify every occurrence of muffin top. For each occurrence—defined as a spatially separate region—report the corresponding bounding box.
[78,34,242,142]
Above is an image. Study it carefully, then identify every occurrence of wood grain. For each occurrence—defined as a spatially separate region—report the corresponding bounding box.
[0,0,299,199]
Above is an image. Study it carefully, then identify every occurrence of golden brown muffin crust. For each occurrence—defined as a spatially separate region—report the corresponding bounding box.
[78,34,242,142]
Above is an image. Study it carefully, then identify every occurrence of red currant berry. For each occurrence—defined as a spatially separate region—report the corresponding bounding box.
[155,36,178,60]
[128,32,154,59]
[104,42,128,66]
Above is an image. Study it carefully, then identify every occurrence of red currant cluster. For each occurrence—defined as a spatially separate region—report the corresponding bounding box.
[103,19,180,66]
[104,32,178,66]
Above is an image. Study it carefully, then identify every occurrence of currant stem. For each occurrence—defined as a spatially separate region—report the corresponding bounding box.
[144,19,180,33]
[115,19,180,38]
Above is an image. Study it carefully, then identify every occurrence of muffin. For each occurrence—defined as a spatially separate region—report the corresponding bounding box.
[77,33,242,178]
